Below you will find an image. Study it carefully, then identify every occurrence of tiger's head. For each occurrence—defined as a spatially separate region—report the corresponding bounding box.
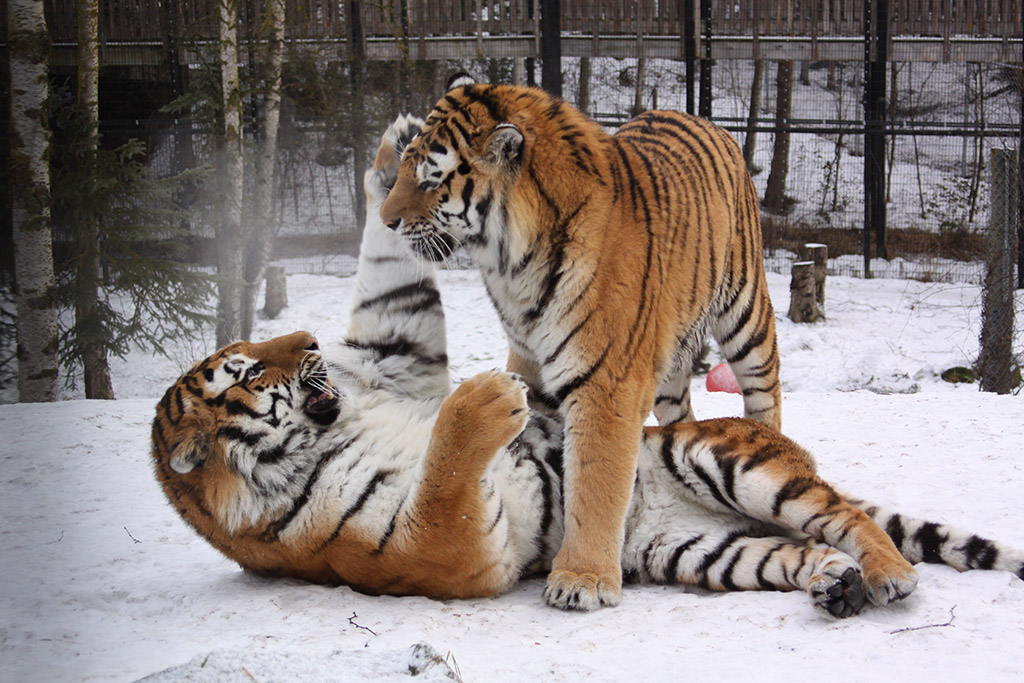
[152,331,341,535]
[379,74,605,264]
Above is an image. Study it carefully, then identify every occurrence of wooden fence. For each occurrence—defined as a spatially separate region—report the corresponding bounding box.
[27,0,1024,64]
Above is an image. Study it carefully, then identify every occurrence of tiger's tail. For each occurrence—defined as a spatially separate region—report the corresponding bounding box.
[848,495,1024,579]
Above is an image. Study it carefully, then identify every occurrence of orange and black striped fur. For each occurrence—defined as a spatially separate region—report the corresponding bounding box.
[151,116,1024,618]
[379,76,781,609]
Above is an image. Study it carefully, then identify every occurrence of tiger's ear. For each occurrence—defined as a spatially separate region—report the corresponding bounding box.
[445,72,476,92]
[169,422,212,474]
[481,123,524,174]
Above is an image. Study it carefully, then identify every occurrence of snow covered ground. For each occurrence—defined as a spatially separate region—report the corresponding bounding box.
[2,267,1023,682]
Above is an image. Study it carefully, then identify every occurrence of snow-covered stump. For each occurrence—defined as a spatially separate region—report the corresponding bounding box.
[979,148,1018,394]
[799,242,828,307]
[263,266,288,319]
[788,261,822,323]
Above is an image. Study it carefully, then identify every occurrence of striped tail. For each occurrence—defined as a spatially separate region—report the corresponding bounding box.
[850,496,1024,579]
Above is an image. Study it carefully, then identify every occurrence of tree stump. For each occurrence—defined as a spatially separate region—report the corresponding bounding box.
[798,242,828,306]
[263,266,287,319]
[788,261,822,323]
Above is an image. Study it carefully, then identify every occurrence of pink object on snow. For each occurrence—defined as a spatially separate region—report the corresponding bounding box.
[706,363,742,394]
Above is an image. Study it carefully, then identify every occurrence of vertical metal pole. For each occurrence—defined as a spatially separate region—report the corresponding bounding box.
[1018,0,1024,289]
[699,0,712,118]
[684,0,695,114]
[863,0,888,276]
[540,0,562,96]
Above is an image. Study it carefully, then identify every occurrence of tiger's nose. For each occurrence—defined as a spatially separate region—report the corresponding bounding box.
[383,218,401,231]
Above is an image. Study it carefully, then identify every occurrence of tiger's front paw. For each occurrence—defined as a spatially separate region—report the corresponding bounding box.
[438,371,530,455]
[543,568,622,611]
[808,565,866,618]
[863,562,919,606]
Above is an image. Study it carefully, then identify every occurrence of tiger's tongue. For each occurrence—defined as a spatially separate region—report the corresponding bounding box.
[305,390,335,411]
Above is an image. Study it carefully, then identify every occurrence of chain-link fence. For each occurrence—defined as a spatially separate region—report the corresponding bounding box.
[72,57,1020,287]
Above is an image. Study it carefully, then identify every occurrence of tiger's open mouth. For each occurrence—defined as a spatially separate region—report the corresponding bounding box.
[301,371,340,425]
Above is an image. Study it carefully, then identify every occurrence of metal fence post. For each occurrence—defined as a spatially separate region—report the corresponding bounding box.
[541,0,561,96]
[863,0,888,278]
[979,148,1018,394]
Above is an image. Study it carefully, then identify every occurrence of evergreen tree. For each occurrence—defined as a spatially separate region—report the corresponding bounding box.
[50,103,215,392]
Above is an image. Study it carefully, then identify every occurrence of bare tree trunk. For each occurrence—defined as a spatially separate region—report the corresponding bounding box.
[241,0,284,340]
[763,60,794,214]
[10,0,59,402]
[75,0,114,398]
[577,56,591,115]
[742,59,764,174]
[216,0,244,346]
[631,57,646,117]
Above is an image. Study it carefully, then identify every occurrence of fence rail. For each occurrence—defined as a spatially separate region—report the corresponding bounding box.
[28,0,1024,65]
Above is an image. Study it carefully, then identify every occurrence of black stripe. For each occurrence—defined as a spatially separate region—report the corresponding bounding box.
[710,443,740,503]
[740,443,787,473]
[523,195,586,323]
[217,425,263,447]
[316,471,388,552]
[719,544,747,591]
[542,311,594,366]
[553,344,611,403]
[771,477,818,516]
[913,522,949,564]
[346,337,447,367]
[356,281,441,314]
[256,443,287,465]
[959,535,998,570]
[886,515,907,551]
[664,535,704,583]
[696,530,749,589]
[754,543,785,589]
[691,462,736,512]
[463,85,508,123]
[375,508,401,554]
[226,398,265,419]
[262,434,360,541]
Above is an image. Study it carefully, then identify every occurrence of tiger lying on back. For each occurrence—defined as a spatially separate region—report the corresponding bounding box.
[379,75,781,610]
[152,116,1024,617]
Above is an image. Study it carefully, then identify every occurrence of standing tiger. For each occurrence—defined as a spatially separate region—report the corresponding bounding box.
[151,116,1024,618]
[379,75,781,609]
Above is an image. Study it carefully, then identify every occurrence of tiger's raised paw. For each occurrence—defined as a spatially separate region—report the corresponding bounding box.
[543,569,622,611]
[438,371,530,453]
[808,565,866,619]
[863,563,919,606]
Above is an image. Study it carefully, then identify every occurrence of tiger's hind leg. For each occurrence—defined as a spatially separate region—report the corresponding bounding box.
[625,528,867,618]
[653,367,695,426]
[711,278,782,431]
[644,421,919,607]
[653,325,708,426]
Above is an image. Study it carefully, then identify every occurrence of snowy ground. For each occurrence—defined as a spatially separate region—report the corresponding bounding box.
[2,268,1023,682]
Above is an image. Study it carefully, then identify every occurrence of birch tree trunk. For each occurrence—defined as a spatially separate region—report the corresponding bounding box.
[75,0,114,398]
[241,0,285,339]
[763,60,794,214]
[9,0,59,402]
[216,0,245,346]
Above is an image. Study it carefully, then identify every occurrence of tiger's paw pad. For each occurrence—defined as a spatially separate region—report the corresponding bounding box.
[864,565,919,606]
[543,569,622,612]
[443,371,530,447]
[809,566,865,619]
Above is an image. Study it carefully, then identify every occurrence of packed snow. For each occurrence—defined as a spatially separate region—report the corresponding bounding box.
[2,266,1022,682]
